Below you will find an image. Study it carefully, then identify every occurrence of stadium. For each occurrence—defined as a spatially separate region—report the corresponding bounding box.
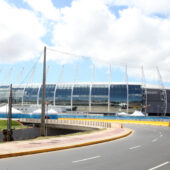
[0,82,169,116]
[0,47,169,117]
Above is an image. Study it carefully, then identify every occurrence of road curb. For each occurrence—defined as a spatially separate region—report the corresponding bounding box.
[0,129,132,159]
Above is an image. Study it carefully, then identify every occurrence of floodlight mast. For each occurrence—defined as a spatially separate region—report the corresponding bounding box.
[40,46,46,136]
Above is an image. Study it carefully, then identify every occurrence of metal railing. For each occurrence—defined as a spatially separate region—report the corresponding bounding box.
[19,118,121,129]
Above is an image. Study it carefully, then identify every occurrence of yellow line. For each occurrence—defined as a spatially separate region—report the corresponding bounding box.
[59,118,170,127]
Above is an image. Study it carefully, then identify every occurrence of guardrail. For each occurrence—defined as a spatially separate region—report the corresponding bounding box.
[19,118,121,129]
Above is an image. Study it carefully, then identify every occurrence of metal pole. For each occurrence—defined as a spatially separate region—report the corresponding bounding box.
[89,64,95,112]
[53,65,64,106]
[71,64,78,111]
[7,84,12,131]
[40,46,46,136]
[21,84,26,106]
[125,64,129,114]
[37,84,41,106]
[156,66,167,116]
[141,66,147,115]
[108,64,111,113]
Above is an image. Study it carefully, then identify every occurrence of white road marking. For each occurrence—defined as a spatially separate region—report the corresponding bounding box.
[72,156,101,163]
[152,138,158,142]
[129,145,141,150]
[148,161,169,170]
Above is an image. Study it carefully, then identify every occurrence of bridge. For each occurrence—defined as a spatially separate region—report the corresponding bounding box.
[19,118,119,131]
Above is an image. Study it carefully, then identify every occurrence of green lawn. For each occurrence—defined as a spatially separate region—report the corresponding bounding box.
[0,120,26,130]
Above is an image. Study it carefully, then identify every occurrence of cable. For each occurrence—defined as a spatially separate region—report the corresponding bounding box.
[20,53,43,85]
[47,47,89,59]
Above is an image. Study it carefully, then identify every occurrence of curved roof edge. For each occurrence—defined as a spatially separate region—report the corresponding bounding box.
[1,82,170,89]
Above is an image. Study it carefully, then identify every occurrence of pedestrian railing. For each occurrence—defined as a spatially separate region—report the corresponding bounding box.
[19,118,121,129]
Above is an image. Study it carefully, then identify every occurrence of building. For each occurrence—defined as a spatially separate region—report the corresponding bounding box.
[0,82,169,116]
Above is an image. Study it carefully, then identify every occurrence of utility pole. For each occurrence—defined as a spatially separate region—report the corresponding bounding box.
[4,84,13,141]
[40,46,46,136]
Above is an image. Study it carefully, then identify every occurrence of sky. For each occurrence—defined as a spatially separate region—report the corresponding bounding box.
[0,0,170,86]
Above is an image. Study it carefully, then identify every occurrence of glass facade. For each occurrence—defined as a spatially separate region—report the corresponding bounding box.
[24,86,39,104]
[39,84,56,104]
[0,83,143,113]
[0,85,10,103]
[73,85,89,106]
[13,87,24,104]
[54,84,72,105]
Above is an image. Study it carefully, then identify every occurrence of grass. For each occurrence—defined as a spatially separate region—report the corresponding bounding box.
[0,120,26,131]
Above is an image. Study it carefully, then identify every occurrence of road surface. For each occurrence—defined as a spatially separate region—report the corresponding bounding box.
[0,124,170,170]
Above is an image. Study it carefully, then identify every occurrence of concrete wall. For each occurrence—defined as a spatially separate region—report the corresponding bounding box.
[0,127,81,142]
[0,128,40,142]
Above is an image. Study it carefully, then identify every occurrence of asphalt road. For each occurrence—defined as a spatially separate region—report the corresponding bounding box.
[0,124,170,170]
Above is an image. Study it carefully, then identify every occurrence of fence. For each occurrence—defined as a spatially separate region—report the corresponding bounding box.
[19,118,120,129]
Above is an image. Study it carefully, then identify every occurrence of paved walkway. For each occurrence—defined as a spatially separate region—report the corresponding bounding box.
[0,127,132,159]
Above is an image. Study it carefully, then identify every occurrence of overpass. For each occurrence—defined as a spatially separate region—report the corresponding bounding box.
[19,118,121,131]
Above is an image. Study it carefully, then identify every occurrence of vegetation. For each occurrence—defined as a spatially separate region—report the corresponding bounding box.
[0,120,26,130]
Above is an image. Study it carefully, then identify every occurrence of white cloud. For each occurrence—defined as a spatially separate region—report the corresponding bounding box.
[23,0,60,20]
[50,0,170,82]
[1,0,170,83]
[113,0,170,15]
[0,0,45,63]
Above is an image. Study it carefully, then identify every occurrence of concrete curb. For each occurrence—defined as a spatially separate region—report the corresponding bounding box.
[0,128,132,159]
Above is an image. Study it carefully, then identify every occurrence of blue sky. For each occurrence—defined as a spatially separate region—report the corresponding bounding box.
[0,0,170,86]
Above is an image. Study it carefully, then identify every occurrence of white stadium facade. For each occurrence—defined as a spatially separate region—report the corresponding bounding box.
[0,82,169,116]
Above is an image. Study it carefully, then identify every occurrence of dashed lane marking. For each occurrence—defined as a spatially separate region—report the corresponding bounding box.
[129,145,141,150]
[148,161,169,170]
[72,156,101,163]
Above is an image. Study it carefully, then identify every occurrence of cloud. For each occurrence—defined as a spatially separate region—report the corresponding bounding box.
[23,0,60,20]
[1,0,170,83]
[50,0,170,82]
[112,0,170,15]
[0,0,45,63]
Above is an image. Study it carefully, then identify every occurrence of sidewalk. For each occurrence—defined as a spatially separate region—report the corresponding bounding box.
[0,127,132,159]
